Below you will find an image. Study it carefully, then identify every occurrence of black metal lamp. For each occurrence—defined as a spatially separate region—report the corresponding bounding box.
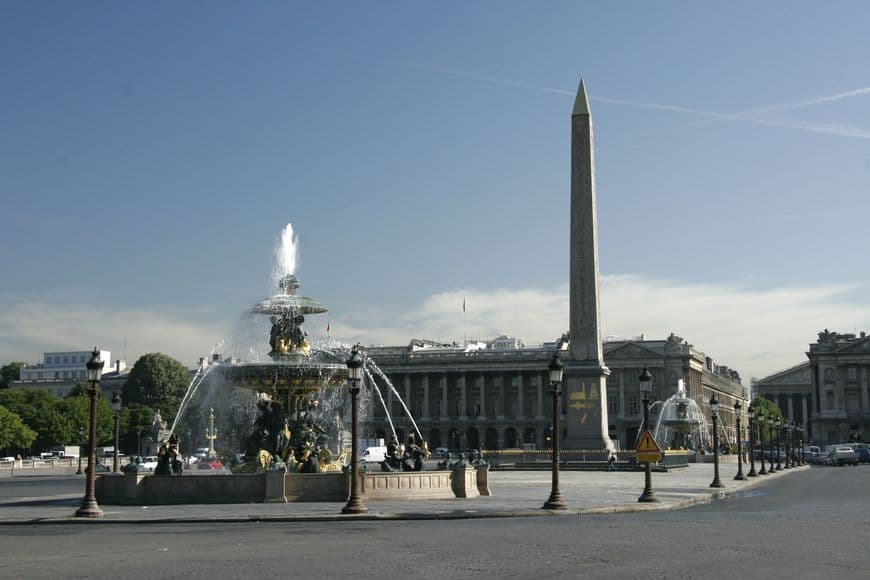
[733,400,745,480]
[543,351,568,510]
[75,348,104,518]
[342,345,367,514]
[747,404,757,476]
[757,411,768,475]
[637,365,659,502]
[111,392,122,473]
[709,394,723,488]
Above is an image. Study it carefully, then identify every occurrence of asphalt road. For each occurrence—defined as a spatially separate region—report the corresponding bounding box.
[1,466,868,579]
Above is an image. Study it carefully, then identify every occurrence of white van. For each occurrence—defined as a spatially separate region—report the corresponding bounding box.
[361,446,387,463]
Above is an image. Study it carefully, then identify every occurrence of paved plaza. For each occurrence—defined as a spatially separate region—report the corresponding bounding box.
[0,462,805,524]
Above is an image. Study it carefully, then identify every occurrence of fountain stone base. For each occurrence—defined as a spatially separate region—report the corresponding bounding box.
[96,467,490,505]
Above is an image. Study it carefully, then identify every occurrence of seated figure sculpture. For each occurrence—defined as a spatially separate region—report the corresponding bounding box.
[154,434,183,476]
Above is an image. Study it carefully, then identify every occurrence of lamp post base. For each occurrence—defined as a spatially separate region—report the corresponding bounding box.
[638,489,659,503]
[542,492,568,510]
[341,497,368,515]
[734,473,746,481]
[709,479,725,488]
[74,500,104,518]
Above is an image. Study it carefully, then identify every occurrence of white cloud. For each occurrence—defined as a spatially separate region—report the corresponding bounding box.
[0,297,229,367]
[3,276,868,383]
[338,275,870,382]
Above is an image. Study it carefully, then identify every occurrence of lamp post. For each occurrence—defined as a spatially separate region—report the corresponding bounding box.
[709,394,724,488]
[767,415,776,473]
[797,423,805,466]
[75,348,104,518]
[747,404,757,477]
[543,351,568,510]
[111,392,122,473]
[734,400,745,480]
[775,416,783,471]
[637,365,659,503]
[784,420,792,469]
[76,426,85,475]
[342,345,367,515]
[757,411,768,475]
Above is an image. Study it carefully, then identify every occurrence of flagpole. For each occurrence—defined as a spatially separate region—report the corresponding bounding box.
[462,297,467,346]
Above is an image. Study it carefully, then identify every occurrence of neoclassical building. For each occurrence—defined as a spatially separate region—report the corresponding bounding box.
[364,333,747,451]
[754,329,870,444]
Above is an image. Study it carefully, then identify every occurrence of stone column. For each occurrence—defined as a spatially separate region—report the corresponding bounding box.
[618,370,625,418]
[440,374,448,419]
[459,373,467,421]
[787,393,795,421]
[386,377,394,417]
[495,374,505,420]
[421,374,430,419]
[403,375,412,419]
[514,375,524,419]
[477,375,486,419]
[802,394,809,424]
[534,374,544,419]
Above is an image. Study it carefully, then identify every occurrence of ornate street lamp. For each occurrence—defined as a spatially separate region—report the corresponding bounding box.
[543,351,568,510]
[111,392,122,473]
[784,420,793,469]
[796,423,805,466]
[709,394,724,488]
[747,404,757,477]
[734,400,745,480]
[775,416,783,471]
[637,365,659,503]
[767,415,777,472]
[757,411,768,475]
[75,348,104,518]
[341,345,367,515]
[76,426,85,475]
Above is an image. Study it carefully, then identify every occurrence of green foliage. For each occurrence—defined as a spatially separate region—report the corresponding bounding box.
[0,404,36,452]
[0,388,116,452]
[0,390,72,451]
[119,402,155,454]
[0,362,24,388]
[751,396,785,444]
[63,388,116,447]
[122,353,190,418]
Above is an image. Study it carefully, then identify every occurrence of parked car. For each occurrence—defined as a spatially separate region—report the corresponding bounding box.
[855,447,870,463]
[196,458,224,470]
[830,446,858,466]
[140,456,159,471]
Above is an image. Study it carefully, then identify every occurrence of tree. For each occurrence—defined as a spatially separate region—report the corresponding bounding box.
[0,390,72,452]
[0,404,36,452]
[64,385,116,448]
[751,396,784,446]
[122,353,191,418]
[0,362,24,388]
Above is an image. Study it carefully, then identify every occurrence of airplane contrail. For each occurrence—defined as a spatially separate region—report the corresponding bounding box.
[323,49,870,139]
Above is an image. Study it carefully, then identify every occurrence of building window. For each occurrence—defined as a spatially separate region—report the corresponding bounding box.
[607,390,619,414]
[626,394,639,416]
[54,371,60,379]
[80,355,86,363]
[848,367,857,382]
[824,368,834,384]
[37,372,43,380]
[63,356,68,364]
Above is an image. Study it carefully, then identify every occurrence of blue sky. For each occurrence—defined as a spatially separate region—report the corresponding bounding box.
[2,2,868,381]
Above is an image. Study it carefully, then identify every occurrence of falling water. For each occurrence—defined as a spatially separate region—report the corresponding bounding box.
[364,356,424,442]
[167,362,216,440]
[364,367,397,441]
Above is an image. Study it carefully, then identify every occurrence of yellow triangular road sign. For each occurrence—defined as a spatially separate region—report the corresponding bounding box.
[636,430,662,454]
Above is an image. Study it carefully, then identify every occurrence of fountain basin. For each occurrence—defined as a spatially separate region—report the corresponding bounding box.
[95,468,490,504]
[219,359,347,395]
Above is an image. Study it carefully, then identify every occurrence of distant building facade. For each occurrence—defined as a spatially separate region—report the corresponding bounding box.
[364,333,746,451]
[13,350,127,400]
[754,330,870,444]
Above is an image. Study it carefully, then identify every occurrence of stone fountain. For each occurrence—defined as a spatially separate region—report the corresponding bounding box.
[96,223,489,505]
[653,380,709,452]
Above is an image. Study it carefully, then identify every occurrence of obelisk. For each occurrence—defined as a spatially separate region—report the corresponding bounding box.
[564,78,614,451]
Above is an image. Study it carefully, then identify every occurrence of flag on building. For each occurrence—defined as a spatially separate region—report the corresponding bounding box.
[462,298,466,313]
